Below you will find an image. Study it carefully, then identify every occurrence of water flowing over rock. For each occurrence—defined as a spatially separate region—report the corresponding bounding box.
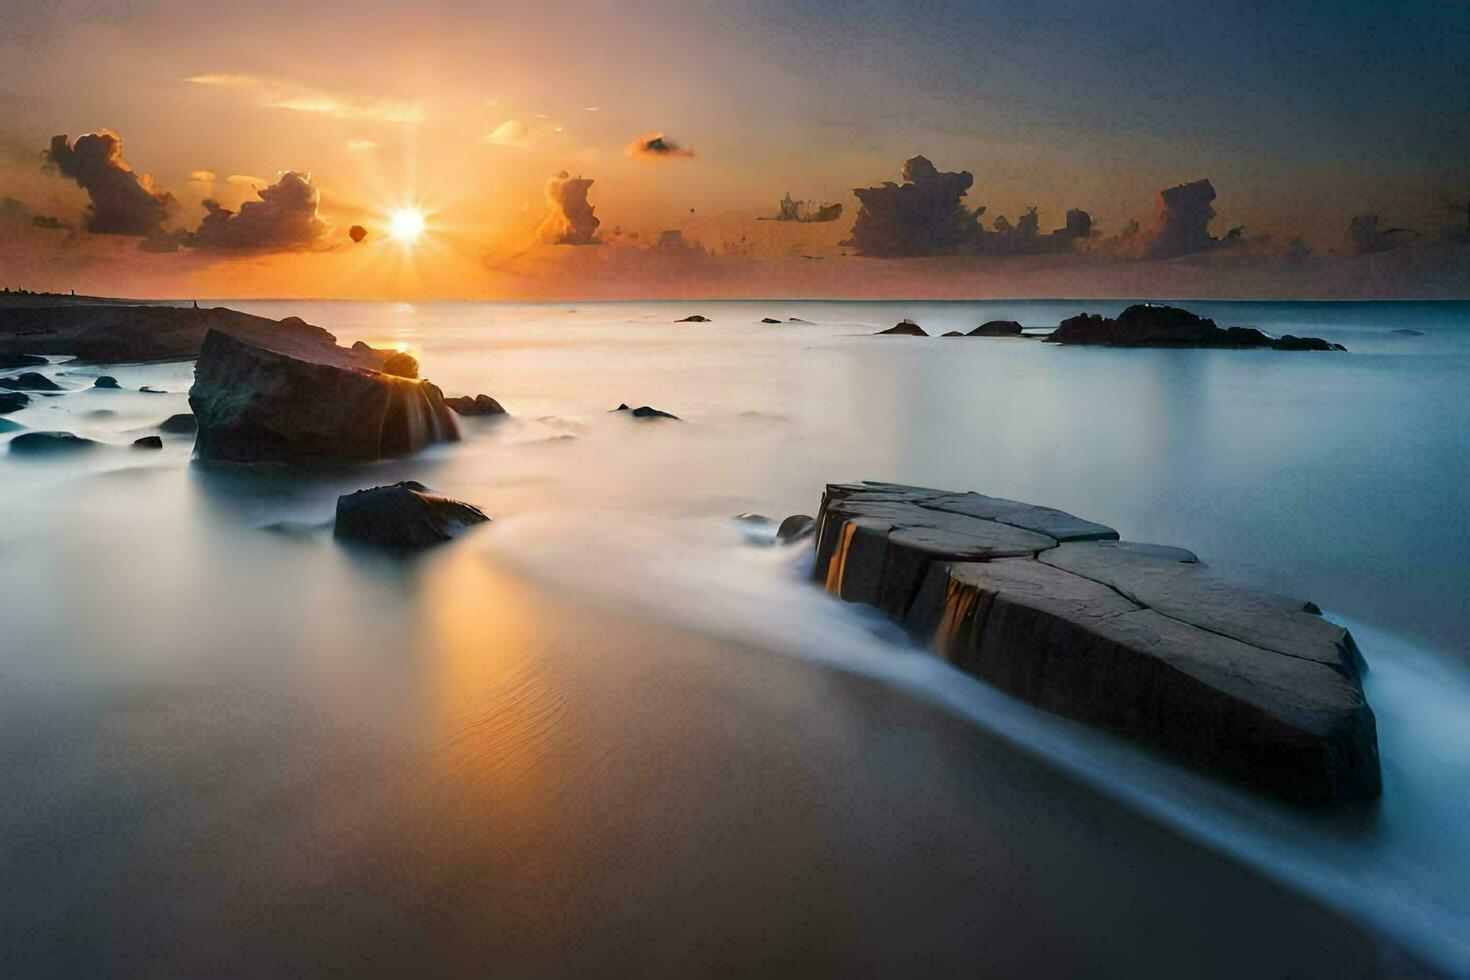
[811,481,1380,802]
[1047,304,1345,350]
[189,330,459,463]
[334,481,489,548]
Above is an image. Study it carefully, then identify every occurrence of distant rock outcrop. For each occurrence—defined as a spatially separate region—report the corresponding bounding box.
[875,319,928,336]
[968,320,1024,337]
[8,431,100,454]
[1047,304,1345,350]
[334,481,489,548]
[189,330,459,462]
[676,315,710,322]
[612,403,681,421]
[811,481,1380,802]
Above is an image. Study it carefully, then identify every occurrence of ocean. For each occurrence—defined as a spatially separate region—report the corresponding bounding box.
[0,298,1466,974]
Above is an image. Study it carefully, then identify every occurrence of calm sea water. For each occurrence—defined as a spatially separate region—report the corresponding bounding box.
[0,298,1466,972]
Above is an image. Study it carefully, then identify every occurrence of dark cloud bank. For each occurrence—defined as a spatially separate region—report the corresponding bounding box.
[44,132,174,237]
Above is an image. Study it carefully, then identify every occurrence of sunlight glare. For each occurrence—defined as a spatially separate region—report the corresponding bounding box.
[389,208,426,243]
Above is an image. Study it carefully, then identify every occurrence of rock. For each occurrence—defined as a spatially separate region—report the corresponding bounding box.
[875,320,927,336]
[812,480,1380,803]
[0,391,28,413]
[0,418,22,433]
[968,320,1024,337]
[132,435,163,449]
[676,315,710,322]
[612,403,681,421]
[334,481,489,548]
[760,317,782,324]
[0,372,62,391]
[787,317,811,323]
[158,413,198,434]
[941,331,965,337]
[93,376,121,389]
[0,352,48,369]
[139,386,167,394]
[8,431,99,454]
[189,330,459,462]
[1047,304,1345,351]
[445,394,507,416]
[380,352,419,379]
[776,514,816,545]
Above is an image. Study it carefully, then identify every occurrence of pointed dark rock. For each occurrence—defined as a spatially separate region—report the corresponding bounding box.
[876,320,928,336]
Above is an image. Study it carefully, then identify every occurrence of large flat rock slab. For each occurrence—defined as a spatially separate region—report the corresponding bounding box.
[812,480,1381,802]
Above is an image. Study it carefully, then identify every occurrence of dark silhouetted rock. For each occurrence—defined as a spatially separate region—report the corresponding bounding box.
[93,375,120,389]
[189,330,460,462]
[777,514,815,545]
[760,317,782,324]
[0,352,47,369]
[8,431,99,454]
[876,320,927,336]
[349,224,367,244]
[0,391,28,413]
[676,315,710,322]
[445,394,507,417]
[139,386,167,393]
[158,413,197,434]
[969,320,1024,337]
[132,435,163,449]
[334,481,489,548]
[0,372,62,391]
[380,351,419,379]
[1047,304,1345,351]
[787,317,811,323]
[941,331,965,337]
[612,403,681,421]
[811,480,1380,803]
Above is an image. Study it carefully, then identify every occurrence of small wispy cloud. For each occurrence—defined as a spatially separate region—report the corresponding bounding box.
[486,120,533,147]
[188,170,217,182]
[346,139,378,151]
[186,73,425,123]
[227,174,271,187]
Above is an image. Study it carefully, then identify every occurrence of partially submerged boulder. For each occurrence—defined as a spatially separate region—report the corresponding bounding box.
[777,514,816,545]
[158,413,197,434]
[969,320,1024,337]
[8,431,99,454]
[612,403,681,421]
[760,317,782,324]
[132,435,163,449]
[676,315,710,323]
[1047,304,1345,351]
[0,372,62,391]
[334,481,489,548]
[811,481,1380,802]
[189,330,459,462]
[93,376,121,389]
[0,391,28,413]
[875,320,927,336]
[445,394,506,417]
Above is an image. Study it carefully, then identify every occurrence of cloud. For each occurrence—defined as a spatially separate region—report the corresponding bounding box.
[188,170,216,183]
[1343,214,1411,255]
[226,174,270,187]
[186,73,424,123]
[190,171,327,250]
[486,120,532,147]
[1136,179,1223,259]
[43,131,174,237]
[346,139,378,151]
[2,196,69,231]
[537,171,600,245]
[848,155,980,256]
[626,132,694,160]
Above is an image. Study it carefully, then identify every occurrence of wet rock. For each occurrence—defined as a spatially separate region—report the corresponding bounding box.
[612,403,681,421]
[969,320,1024,337]
[1047,304,1345,351]
[0,372,62,391]
[0,352,48,369]
[93,376,121,389]
[760,317,782,324]
[811,480,1380,802]
[676,315,710,322]
[380,352,419,379]
[139,386,168,394]
[334,481,489,548]
[0,391,28,413]
[8,431,99,454]
[875,320,927,336]
[132,435,163,449]
[776,514,816,545]
[445,394,507,417]
[189,330,459,462]
[158,413,198,434]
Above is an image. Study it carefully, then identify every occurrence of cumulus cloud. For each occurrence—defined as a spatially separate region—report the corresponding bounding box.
[848,155,981,256]
[486,120,532,147]
[537,171,600,245]
[1136,179,1222,259]
[190,170,327,250]
[2,196,69,231]
[43,132,174,237]
[627,132,694,160]
[186,74,424,123]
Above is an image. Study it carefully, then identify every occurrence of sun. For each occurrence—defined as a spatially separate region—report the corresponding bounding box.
[388,208,426,243]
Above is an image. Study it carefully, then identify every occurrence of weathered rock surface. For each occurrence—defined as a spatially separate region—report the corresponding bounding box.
[334,481,489,547]
[0,391,28,413]
[8,431,99,454]
[875,320,927,336]
[612,403,681,421]
[445,394,506,416]
[969,320,1024,337]
[1047,304,1345,351]
[158,413,198,434]
[0,372,62,391]
[132,435,163,449]
[812,480,1380,802]
[93,375,120,389]
[189,330,459,463]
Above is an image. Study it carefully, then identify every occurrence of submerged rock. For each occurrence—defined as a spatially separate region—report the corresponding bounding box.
[0,372,62,391]
[612,403,681,421]
[0,391,28,413]
[93,376,121,389]
[334,481,489,548]
[139,386,168,394]
[811,480,1380,802]
[132,435,163,449]
[969,320,1024,337]
[1047,304,1345,351]
[676,315,710,322]
[189,330,459,462]
[776,514,816,545]
[158,413,197,434]
[875,320,927,337]
[0,352,48,369]
[8,431,99,454]
[445,394,507,417]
